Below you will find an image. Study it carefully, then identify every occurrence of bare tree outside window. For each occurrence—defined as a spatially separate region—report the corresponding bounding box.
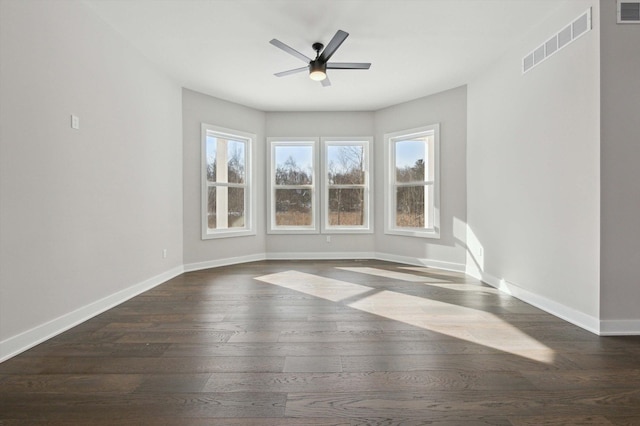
[273,146,314,227]
[205,134,249,232]
[395,158,426,228]
[327,144,366,226]
[389,133,436,233]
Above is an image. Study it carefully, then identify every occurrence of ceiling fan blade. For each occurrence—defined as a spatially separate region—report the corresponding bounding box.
[319,30,348,63]
[321,76,331,87]
[327,62,371,70]
[274,66,308,77]
[269,39,312,63]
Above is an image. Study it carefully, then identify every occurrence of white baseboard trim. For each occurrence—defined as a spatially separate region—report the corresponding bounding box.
[0,265,184,363]
[376,252,466,273]
[266,251,376,261]
[183,253,267,273]
[599,320,640,336]
[476,270,601,335]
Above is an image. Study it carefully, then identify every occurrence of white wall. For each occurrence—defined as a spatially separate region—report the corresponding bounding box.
[182,89,267,268]
[265,112,376,256]
[374,86,468,271]
[0,1,183,359]
[466,1,600,329]
[599,0,640,332]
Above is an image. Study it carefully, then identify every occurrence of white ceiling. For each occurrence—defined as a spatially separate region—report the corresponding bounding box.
[84,0,564,112]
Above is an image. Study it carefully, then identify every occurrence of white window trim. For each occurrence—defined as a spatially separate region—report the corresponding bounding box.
[267,137,320,234]
[384,124,440,239]
[321,137,373,234]
[201,123,256,240]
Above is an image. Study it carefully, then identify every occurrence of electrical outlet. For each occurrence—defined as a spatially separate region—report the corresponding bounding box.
[326,236,331,243]
[70,114,80,130]
[163,249,168,259]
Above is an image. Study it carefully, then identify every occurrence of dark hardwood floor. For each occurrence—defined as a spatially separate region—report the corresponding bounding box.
[1,259,640,425]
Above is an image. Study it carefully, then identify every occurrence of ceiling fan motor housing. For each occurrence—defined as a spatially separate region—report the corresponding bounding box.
[309,60,327,81]
[309,60,326,73]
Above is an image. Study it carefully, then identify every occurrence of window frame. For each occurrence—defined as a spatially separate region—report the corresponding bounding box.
[267,137,320,234]
[201,123,256,240]
[321,137,373,234]
[384,124,440,239]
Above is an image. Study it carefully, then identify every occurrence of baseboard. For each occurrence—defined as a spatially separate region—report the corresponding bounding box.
[0,265,184,363]
[599,320,640,336]
[266,251,376,261]
[476,270,601,335]
[375,252,466,273]
[183,253,267,272]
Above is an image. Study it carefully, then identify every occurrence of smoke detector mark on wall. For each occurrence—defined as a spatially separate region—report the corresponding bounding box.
[522,8,592,74]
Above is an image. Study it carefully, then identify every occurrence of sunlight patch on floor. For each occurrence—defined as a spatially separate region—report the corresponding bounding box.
[337,267,452,283]
[349,266,499,295]
[255,270,373,302]
[255,270,555,364]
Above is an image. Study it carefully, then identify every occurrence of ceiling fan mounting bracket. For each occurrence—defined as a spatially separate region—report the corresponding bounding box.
[312,42,324,56]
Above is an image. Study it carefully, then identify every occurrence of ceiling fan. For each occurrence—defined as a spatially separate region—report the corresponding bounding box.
[270,30,371,87]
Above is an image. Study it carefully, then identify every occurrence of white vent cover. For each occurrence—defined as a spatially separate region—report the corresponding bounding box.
[522,8,592,74]
[618,0,640,23]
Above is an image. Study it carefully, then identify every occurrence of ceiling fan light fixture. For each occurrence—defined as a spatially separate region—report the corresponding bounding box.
[309,69,326,81]
[309,61,327,81]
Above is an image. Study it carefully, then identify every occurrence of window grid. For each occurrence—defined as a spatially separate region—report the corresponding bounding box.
[201,124,255,240]
[268,139,319,234]
[322,138,372,234]
[385,124,440,239]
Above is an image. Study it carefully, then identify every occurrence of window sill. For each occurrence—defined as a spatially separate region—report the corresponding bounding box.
[202,229,256,240]
[384,227,440,239]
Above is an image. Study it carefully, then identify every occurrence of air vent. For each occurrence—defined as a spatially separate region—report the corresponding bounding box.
[522,8,592,74]
[618,0,640,23]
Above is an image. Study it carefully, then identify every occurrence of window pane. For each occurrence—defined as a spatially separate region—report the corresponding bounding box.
[207,186,217,230]
[329,188,364,226]
[395,139,426,183]
[275,188,312,226]
[327,145,364,185]
[206,135,217,183]
[275,145,313,185]
[227,140,246,184]
[206,136,246,184]
[227,187,245,228]
[208,186,245,230]
[396,185,425,228]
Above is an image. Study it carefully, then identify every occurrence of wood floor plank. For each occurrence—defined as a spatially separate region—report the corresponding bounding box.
[201,370,535,393]
[283,356,343,373]
[0,419,357,426]
[508,415,615,425]
[284,388,640,418]
[2,259,640,423]
[1,392,287,420]
[0,374,142,393]
[340,353,578,372]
